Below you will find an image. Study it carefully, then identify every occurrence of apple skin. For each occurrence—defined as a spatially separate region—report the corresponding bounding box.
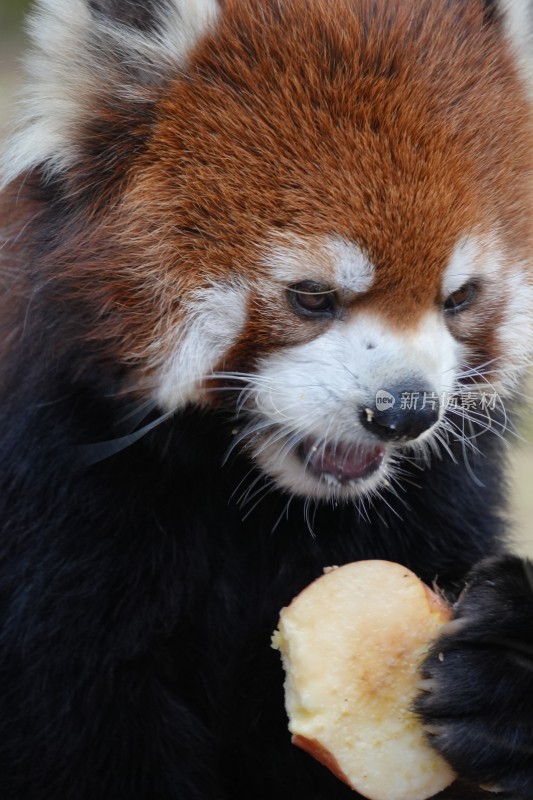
[292,735,352,787]
[273,560,457,800]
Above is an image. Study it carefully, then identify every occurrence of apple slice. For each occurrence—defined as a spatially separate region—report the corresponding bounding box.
[272,560,456,800]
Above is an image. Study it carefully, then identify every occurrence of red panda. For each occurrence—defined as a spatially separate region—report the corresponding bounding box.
[1,1,533,798]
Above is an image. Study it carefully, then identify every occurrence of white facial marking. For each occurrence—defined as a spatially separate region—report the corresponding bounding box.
[254,311,458,435]
[248,310,460,500]
[497,264,533,391]
[156,280,247,410]
[443,238,482,297]
[499,0,533,92]
[1,0,220,187]
[444,235,533,395]
[263,234,375,296]
[442,235,509,297]
[327,237,375,294]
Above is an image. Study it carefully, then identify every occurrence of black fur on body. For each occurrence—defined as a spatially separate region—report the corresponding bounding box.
[0,345,519,800]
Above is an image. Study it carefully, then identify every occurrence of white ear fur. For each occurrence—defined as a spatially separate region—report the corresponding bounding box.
[498,0,533,90]
[1,0,220,187]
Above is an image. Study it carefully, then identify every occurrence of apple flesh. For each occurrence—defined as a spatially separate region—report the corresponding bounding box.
[272,560,456,800]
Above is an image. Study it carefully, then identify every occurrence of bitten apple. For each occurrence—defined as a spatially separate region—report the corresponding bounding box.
[272,560,456,800]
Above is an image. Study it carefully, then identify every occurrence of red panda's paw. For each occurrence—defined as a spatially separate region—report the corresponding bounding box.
[415,555,533,798]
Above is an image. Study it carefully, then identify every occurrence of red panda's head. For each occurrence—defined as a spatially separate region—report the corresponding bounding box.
[2,0,533,500]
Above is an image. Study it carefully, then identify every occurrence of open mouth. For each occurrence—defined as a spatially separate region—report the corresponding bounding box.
[298,438,386,485]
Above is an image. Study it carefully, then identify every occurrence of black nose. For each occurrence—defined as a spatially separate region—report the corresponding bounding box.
[359,387,440,442]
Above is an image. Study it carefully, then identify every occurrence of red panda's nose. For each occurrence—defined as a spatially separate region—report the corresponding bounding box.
[359,386,441,443]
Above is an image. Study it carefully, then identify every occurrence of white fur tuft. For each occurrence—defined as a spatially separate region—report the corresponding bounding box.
[263,234,375,296]
[155,280,249,411]
[1,0,220,187]
[499,0,533,91]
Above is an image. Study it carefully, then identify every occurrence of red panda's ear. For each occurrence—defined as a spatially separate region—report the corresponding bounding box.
[88,0,182,32]
[0,0,220,189]
[86,0,223,38]
[490,0,533,89]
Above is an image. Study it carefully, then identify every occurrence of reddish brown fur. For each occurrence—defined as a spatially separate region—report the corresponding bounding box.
[2,0,532,393]
[129,0,533,379]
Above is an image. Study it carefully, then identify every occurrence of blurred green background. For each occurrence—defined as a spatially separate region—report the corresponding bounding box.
[0,0,31,136]
[0,0,31,29]
[0,0,31,54]
[1,0,533,555]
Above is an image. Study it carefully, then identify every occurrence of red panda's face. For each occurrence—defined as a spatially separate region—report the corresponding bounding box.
[118,0,532,499]
[147,228,527,501]
[3,0,533,500]
[216,237,471,499]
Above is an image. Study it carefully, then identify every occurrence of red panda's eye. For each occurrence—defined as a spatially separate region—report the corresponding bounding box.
[288,282,337,317]
[444,282,478,313]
